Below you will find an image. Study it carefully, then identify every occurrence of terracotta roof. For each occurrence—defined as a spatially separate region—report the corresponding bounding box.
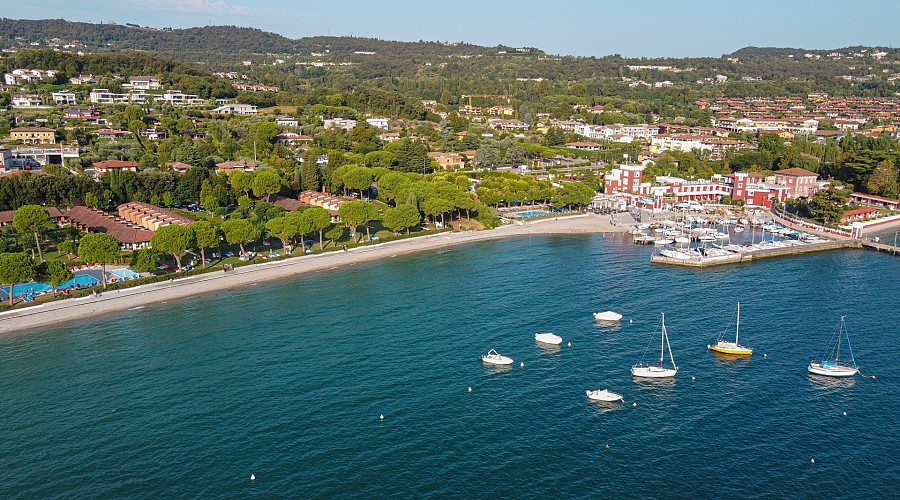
[269,194,306,212]
[775,167,818,177]
[11,127,55,132]
[63,206,153,243]
[93,160,140,169]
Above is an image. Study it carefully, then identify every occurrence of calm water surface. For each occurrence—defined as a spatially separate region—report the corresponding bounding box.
[1,234,898,498]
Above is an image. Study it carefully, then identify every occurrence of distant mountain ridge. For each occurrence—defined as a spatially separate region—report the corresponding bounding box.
[0,18,528,58]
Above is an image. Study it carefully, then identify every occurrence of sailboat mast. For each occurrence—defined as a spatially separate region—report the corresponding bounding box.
[659,312,666,364]
[836,316,844,362]
[665,315,677,369]
[735,302,741,345]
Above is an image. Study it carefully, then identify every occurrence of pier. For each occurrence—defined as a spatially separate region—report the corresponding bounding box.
[651,240,864,267]
[860,239,900,255]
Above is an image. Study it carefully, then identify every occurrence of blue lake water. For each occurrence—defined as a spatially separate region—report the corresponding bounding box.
[0,234,897,497]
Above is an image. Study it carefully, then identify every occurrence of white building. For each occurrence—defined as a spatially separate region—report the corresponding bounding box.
[89,89,128,104]
[365,118,389,129]
[323,118,357,130]
[11,94,45,107]
[276,116,298,127]
[213,103,258,115]
[127,76,160,90]
[51,92,77,105]
[160,90,203,106]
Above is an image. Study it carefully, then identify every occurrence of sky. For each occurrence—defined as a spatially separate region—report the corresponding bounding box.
[5,0,900,58]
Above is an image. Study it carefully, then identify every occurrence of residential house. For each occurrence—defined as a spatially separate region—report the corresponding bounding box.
[127,76,160,90]
[94,129,130,140]
[276,116,298,127]
[11,94,44,108]
[275,132,313,145]
[92,160,139,175]
[10,127,56,145]
[379,132,401,142]
[89,89,127,104]
[63,106,100,120]
[365,118,389,129]
[51,92,77,105]
[565,141,601,151]
[163,161,193,175]
[160,89,203,106]
[0,207,63,228]
[215,159,258,174]
[323,118,357,130]
[428,152,465,169]
[212,103,258,115]
[487,118,529,131]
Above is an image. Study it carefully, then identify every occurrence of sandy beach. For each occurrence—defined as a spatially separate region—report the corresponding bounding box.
[0,214,629,336]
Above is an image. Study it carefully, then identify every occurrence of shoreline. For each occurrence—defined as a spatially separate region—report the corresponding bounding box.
[0,214,627,337]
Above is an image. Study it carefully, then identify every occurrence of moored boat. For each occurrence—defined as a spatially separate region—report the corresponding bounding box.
[594,310,623,322]
[631,312,678,379]
[481,349,514,366]
[535,332,563,345]
[708,302,753,355]
[808,316,860,378]
[586,389,624,402]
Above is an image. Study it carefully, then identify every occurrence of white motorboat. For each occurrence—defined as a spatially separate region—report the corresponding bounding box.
[631,312,678,379]
[674,236,691,245]
[653,238,674,245]
[594,311,623,322]
[481,349,514,366]
[586,389,624,402]
[535,332,563,345]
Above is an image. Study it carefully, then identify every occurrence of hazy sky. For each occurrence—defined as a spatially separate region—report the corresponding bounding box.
[7,0,900,57]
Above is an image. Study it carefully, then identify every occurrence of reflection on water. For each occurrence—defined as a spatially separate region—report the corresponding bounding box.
[535,343,561,354]
[586,399,623,414]
[594,320,622,331]
[711,353,753,368]
[482,364,513,375]
[807,373,857,391]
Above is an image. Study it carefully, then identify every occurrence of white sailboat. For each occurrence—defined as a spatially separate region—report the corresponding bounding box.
[808,316,860,377]
[631,312,678,378]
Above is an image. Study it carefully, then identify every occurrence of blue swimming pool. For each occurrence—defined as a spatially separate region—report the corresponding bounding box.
[513,210,549,218]
[0,273,100,300]
[109,268,141,280]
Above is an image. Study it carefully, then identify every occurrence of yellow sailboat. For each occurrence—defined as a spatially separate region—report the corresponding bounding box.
[708,303,753,356]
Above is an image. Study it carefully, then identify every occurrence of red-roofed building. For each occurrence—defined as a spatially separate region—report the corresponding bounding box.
[841,206,879,223]
[849,192,900,210]
[774,167,819,198]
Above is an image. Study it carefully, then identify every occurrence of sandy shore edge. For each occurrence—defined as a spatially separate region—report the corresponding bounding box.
[0,214,628,337]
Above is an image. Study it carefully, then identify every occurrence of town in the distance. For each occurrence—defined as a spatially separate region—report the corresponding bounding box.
[0,19,898,312]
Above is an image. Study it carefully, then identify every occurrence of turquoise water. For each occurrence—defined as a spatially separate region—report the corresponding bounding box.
[109,268,141,280]
[512,210,549,218]
[0,235,897,497]
[1,273,99,299]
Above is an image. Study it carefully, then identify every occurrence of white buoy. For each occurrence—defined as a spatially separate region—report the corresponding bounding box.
[764,353,767,358]
[604,443,609,449]
[629,319,633,324]
[632,402,637,407]
[520,362,524,368]
[468,387,472,393]
[810,458,815,464]
[691,376,696,381]
[379,414,384,420]
[250,474,256,481]
[842,411,847,416]
[567,342,571,347]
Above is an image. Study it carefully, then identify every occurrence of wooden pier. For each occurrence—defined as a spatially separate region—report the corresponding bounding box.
[860,239,900,255]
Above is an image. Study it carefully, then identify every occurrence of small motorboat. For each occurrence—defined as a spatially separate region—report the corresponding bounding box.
[481,349,513,366]
[535,332,563,345]
[594,311,623,322]
[586,389,625,402]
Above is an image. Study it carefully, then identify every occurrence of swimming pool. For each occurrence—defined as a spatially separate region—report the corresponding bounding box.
[109,268,141,280]
[0,273,101,300]
[511,210,549,218]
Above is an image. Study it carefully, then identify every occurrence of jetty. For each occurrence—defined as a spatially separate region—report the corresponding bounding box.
[648,239,900,267]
